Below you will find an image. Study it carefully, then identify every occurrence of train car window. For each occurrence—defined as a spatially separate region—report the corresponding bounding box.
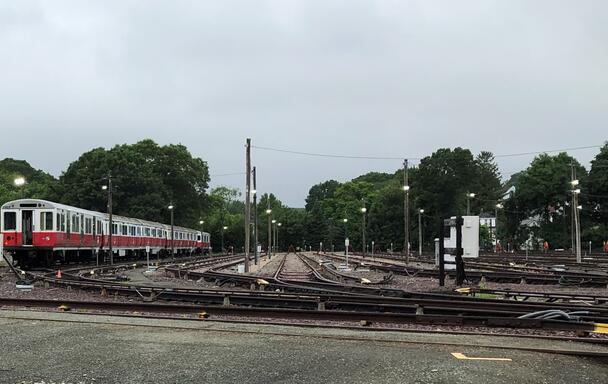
[112,223,118,235]
[97,220,102,235]
[40,212,53,231]
[56,213,61,231]
[85,218,92,234]
[73,215,79,233]
[3,212,16,230]
[92,219,96,235]
[121,224,128,236]
[66,212,71,233]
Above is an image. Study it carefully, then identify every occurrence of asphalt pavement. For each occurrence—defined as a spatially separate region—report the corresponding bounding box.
[1,310,607,384]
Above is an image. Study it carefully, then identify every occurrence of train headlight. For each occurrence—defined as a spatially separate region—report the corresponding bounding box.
[44,236,50,241]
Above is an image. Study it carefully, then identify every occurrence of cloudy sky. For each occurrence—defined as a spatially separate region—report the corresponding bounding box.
[0,1,606,206]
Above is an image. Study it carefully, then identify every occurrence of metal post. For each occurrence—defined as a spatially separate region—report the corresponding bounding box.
[494,207,498,253]
[108,173,113,265]
[267,199,272,259]
[170,203,174,257]
[403,159,409,263]
[418,210,423,256]
[361,207,366,258]
[221,225,225,254]
[455,216,465,286]
[253,167,258,265]
[438,221,445,287]
[571,162,576,254]
[244,138,251,272]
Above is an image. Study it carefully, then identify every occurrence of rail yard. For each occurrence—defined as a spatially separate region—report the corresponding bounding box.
[2,249,608,382]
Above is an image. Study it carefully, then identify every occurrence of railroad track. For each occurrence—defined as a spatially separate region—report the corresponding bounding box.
[322,253,608,287]
[2,297,608,341]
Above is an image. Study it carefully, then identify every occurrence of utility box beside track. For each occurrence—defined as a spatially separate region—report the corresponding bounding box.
[439,216,479,286]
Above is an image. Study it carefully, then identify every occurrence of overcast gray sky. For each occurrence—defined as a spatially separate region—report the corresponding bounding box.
[0,1,606,206]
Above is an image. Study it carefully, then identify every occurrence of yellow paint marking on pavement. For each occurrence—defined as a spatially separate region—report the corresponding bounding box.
[593,323,608,334]
[451,352,512,361]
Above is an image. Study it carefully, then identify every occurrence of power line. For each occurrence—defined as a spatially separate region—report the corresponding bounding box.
[252,144,602,161]
[493,145,601,158]
[252,145,411,160]
[211,172,246,177]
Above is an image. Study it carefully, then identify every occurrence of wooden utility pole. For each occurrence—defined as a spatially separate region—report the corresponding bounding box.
[253,166,258,265]
[245,138,251,272]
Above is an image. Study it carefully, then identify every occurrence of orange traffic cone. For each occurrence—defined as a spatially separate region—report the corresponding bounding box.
[56,269,62,279]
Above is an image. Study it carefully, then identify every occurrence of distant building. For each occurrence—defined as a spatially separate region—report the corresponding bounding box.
[479,212,497,245]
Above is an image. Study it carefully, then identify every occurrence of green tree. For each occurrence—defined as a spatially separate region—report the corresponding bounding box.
[0,158,58,205]
[57,140,209,228]
[585,143,608,245]
[506,153,587,248]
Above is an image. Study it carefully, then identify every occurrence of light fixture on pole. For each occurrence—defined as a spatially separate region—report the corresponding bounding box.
[266,207,272,259]
[494,203,503,253]
[277,222,282,253]
[102,173,113,264]
[418,209,424,256]
[14,177,26,199]
[272,219,277,254]
[168,203,174,257]
[466,192,475,215]
[221,225,228,254]
[361,207,367,257]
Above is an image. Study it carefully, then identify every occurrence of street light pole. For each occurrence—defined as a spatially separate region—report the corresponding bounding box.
[277,222,282,253]
[272,219,277,255]
[494,203,503,253]
[252,167,258,265]
[571,178,582,263]
[102,173,114,265]
[267,198,272,259]
[343,218,348,254]
[418,209,424,256]
[168,203,174,257]
[466,192,475,215]
[361,207,367,257]
[403,159,410,263]
[221,225,228,254]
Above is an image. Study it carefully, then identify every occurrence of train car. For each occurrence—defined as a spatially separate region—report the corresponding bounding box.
[1,199,210,266]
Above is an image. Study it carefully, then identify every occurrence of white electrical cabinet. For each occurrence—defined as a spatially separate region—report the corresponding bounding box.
[442,216,479,269]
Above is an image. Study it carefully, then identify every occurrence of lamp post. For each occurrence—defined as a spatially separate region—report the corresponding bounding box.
[221,225,228,254]
[571,178,582,263]
[403,159,410,263]
[403,183,410,261]
[418,209,424,256]
[466,193,475,215]
[102,174,113,265]
[494,203,503,253]
[266,208,272,259]
[199,220,204,232]
[343,218,348,254]
[252,168,258,264]
[14,177,26,199]
[277,222,282,253]
[361,207,367,257]
[271,219,277,254]
[168,203,174,257]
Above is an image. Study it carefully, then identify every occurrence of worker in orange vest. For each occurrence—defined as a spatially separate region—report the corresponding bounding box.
[543,241,549,253]
[604,240,608,253]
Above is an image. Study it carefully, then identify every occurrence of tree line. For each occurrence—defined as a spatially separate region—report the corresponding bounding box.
[1,140,607,252]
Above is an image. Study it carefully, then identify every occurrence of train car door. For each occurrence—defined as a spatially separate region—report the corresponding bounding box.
[22,210,33,245]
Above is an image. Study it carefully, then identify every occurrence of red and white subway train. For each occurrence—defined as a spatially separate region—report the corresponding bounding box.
[1,199,210,266]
